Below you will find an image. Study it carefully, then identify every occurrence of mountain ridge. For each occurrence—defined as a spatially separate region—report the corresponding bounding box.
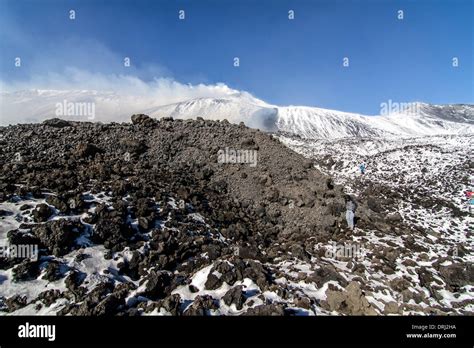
[1,89,473,138]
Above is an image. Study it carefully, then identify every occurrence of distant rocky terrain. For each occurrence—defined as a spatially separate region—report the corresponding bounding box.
[279,133,474,315]
[0,115,472,316]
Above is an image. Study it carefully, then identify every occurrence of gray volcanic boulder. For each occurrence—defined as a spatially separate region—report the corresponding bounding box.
[141,270,174,300]
[308,265,348,288]
[131,113,155,126]
[45,195,68,213]
[156,294,182,315]
[439,263,473,291]
[183,295,218,316]
[119,138,148,156]
[7,229,40,246]
[32,203,53,222]
[222,285,246,310]
[74,142,102,158]
[321,281,377,315]
[33,219,82,256]
[42,118,73,128]
[92,217,134,249]
[12,260,40,282]
[245,303,287,316]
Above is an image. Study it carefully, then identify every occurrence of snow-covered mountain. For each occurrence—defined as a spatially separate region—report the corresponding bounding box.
[1,89,473,138]
[143,92,280,132]
[147,97,474,138]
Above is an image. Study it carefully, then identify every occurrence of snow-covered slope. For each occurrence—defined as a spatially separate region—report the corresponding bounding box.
[1,89,473,138]
[276,105,474,138]
[144,95,474,138]
[144,93,280,131]
[416,102,474,124]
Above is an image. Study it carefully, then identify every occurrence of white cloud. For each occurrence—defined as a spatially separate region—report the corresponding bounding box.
[0,68,246,125]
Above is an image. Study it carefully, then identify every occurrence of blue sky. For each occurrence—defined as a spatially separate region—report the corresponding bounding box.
[0,0,472,114]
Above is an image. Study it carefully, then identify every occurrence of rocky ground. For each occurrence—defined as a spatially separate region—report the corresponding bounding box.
[0,115,472,315]
[278,133,474,315]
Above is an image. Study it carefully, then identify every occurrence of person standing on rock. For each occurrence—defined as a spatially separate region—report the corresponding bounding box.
[345,195,357,230]
[359,163,366,175]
